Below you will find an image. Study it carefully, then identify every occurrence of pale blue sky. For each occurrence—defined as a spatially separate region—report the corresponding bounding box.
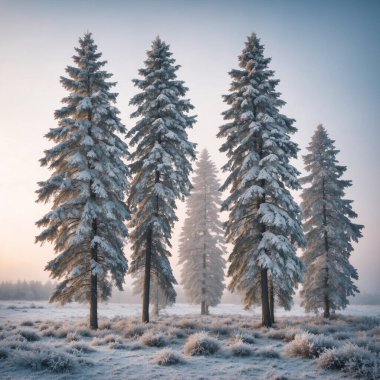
[0,0,379,295]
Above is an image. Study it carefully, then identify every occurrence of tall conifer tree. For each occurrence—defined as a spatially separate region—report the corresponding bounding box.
[127,37,196,323]
[132,271,174,316]
[178,149,226,315]
[36,33,130,329]
[300,125,363,318]
[218,33,305,327]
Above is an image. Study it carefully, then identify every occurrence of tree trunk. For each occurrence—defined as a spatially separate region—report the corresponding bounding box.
[201,249,207,315]
[269,277,275,324]
[153,278,159,317]
[201,301,206,315]
[256,130,271,328]
[87,88,98,330]
[90,218,98,330]
[261,268,272,327]
[322,177,330,319]
[323,294,330,318]
[142,228,153,323]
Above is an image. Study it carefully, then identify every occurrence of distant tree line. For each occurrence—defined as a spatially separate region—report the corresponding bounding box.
[0,281,56,300]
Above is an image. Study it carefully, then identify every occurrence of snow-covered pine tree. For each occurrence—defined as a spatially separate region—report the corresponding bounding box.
[131,271,174,316]
[35,33,130,330]
[178,149,226,315]
[127,36,196,323]
[300,125,363,318]
[217,33,306,327]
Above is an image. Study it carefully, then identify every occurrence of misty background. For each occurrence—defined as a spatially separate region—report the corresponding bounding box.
[0,0,379,303]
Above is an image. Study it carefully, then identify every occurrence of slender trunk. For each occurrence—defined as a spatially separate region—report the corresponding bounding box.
[255,123,271,328]
[201,250,207,315]
[153,277,159,317]
[269,277,275,324]
[201,301,206,315]
[323,294,330,319]
[261,268,271,327]
[90,219,98,329]
[87,86,98,330]
[142,227,153,323]
[201,183,207,315]
[142,167,160,323]
[322,178,330,319]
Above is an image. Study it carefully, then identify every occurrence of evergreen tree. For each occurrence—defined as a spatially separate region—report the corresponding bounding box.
[36,33,130,329]
[217,33,305,327]
[127,37,196,323]
[178,149,226,315]
[300,125,363,318]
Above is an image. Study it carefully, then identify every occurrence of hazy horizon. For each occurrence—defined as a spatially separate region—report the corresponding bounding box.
[1,0,379,297]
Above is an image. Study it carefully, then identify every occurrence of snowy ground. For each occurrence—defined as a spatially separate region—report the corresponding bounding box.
[0,302,379,379]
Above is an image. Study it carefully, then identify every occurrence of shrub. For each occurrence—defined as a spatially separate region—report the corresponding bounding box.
[266,329,287,340]
[317,343,379,379]
[154,348,183,365]
[14,347,77,373]
[0,346,9,359]
[109,342,128,350]
[285,333,311,358]
[285,333,337,358]
[66,332,80,342]
[184,332,220,356]
[91,334,121,346]
[20,320,34,327]
[66,342,95,354]
[167,327,188,339]
[99,320,112,330]
[233,332,255,345]
[17,329,40,342]
[209,321,232,336]
[124,324,146,339]
[75,327,92,337]
[41,327,57,338]
[332,331,351,341]
[257,349,280,359]
[309,334,337,357]
[1,335,29,351]
[229,340,253,357]
[139,332,166,347]
[175,318,199,330]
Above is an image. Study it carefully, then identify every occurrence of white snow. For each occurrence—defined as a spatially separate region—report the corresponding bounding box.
[0,301,379,379]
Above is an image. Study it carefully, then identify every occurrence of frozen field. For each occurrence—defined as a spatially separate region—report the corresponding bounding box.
[0,302,379,379]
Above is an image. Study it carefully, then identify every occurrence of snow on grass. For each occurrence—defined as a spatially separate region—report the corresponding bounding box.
[66,342,96,354]
[183,332,220,356]
[139,331,166,347]
[0,301,379,379]
[229,339,253,356]
[153,348,184,365]
[317,342,379,379]
[91,334,122,346]
[285,332,338,358]
[15,328,41,342]
[12,344,90,373]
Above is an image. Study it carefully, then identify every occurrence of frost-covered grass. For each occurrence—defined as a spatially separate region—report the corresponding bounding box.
[0,301,379,379]
[229,339,253,356]
[183,332,220,356]
[153,348,184,365]
[91,334,122,346]
[317,343,379,379]
[285,332,338,358]
[139,331,166,347]
[13,345,88,373]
